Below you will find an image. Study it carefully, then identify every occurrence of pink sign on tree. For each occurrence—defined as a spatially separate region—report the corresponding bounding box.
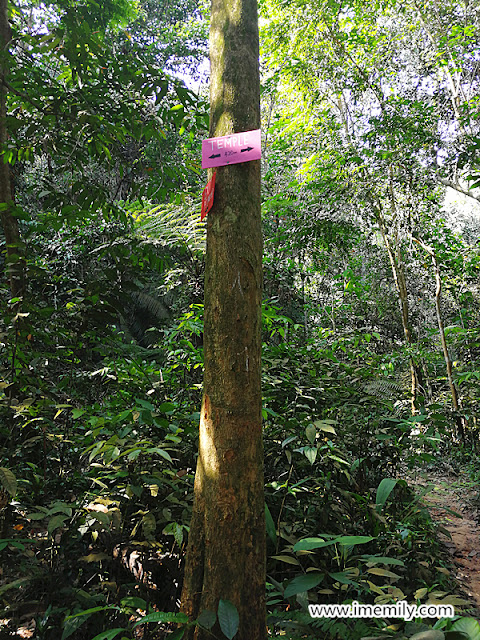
[202,129,261,169]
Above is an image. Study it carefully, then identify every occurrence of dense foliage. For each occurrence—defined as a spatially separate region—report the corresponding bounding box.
[1,0,480,638]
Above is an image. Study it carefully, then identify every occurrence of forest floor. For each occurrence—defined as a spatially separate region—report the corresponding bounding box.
[412,468,480,617]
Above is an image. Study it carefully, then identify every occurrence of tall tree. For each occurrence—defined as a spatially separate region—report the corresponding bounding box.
[0,0,23,298]
[180,0,265,638]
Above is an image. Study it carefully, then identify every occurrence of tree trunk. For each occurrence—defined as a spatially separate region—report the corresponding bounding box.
[413,237,466,442]
[373,201,424,411]
[180,0,265,638]
[0,0,23,299]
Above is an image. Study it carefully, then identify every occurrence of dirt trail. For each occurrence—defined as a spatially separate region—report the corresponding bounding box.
[416,471,480,613]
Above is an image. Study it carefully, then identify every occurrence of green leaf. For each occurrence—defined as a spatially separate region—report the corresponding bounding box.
[362,555,405,566]
[429,595,470,605]
[367,567,401,580]
[305,424,316,444]
[0,467,17,496]
[329,571,356,585]
[142,512,156,540]
[376,478,397,512]
[149,447,173,463]
[0,577,29,597]
[27,512,49,520]
[284,573,323,598]
[136,399,155,411]
[293,537,330,552]
[293,535,373,552]
[66,606,117,619]
[61,614,90,640]
[335,535,374,546]
[159,402,176,413]
[174,523,184,546]
[303,446,317,464]
[197,609,216,630]
[134,612,188,626]
[47,514,67,535]
[271,555,300,565]
[265,503,276,545]
[218,599,239,640]
[314,420,337,434]
[327,454,349,465]
[450,618,480,640]
[90,630,126,640]
[90,511,109,526]
[72,409,86,419]
[0,540,26,551]
[79,552,110,563]
[120,597,147,610]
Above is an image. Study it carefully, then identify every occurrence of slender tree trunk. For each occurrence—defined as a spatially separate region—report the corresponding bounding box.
[413,238,466,442]
[180,0,265,638]
[373,202,423,411]
[0,0,23,298]
[300,259,308,341]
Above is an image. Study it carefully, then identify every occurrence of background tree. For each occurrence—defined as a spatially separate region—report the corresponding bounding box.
[0,0,23,298]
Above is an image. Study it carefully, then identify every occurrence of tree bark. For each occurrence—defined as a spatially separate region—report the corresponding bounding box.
[0,0,23,299]
[180,0,265,638]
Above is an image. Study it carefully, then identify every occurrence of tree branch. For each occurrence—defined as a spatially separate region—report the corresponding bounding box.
[438,177,480,204]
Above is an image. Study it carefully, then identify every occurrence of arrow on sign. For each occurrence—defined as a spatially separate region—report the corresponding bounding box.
[241,146,254,153]
[209,153,221,159]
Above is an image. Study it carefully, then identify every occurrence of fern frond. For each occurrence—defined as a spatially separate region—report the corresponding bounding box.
[362,380,405,400]
[130,291,171,320]
[134,198,205,254]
